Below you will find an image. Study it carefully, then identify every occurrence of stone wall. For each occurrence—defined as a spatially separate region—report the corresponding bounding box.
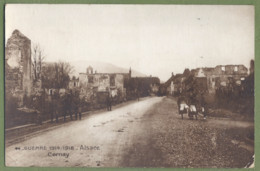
[214,65,248,76]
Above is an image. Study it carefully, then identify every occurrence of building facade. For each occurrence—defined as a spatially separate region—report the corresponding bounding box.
[165,65,248,96]
[79,66,130,102]
[192,65,248,93]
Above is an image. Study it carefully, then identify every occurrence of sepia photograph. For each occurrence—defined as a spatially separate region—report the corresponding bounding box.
[4,4,254,168]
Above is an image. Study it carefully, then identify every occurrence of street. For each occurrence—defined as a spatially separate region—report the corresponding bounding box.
[5,96,254,168]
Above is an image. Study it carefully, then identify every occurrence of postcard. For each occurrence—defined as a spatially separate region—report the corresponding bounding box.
[4,4,254,168]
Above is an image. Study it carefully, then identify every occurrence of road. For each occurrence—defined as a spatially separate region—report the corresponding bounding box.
[5,96,254,168]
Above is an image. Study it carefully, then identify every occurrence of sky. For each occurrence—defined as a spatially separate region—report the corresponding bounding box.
[5,5,254,81]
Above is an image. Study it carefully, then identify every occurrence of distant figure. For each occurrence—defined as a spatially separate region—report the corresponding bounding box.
[106,94,112,111]
[73,93,78,120]
[197,92,207,119]
[61,93,67,122]
[177,95,188,114]
[50,94,54,123]
[53,92,60,123]
[36,90,45,125]
[74,92,81,120]
[78,98,83,120]
[67,91,73,120]
[37,110,42,125]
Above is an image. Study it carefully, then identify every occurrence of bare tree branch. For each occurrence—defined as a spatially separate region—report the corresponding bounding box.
[31,43,45,81]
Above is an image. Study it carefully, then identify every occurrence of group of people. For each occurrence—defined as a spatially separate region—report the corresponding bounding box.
[177,91,207,119]
[177,75,208,119]
[50,90,83,123]
[32,89,84,124]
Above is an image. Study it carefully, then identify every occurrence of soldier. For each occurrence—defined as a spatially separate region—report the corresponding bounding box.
[74,101,78,120]
[106,94,112,111]
[37,110,42,125]
[36,90,45,125]
[61,92,67,122]
[49,92,54,123]
[73,92,80,120]
[53,91,60,123]
[67,91,73,120]
[78,97,83,120]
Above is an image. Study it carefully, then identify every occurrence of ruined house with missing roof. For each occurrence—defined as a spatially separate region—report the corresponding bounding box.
[5,30,33,106]
[79,66,161,103]
[191,65,248,94]
[79,66,131,104]
[164,65,248,96]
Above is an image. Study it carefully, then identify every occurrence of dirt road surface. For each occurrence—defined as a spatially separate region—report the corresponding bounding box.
[5,96,254,168]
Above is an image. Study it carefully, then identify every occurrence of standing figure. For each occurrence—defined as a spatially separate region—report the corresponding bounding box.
[37,90,45,125]
[50,93,54,123]
[74,92,80,120]
[74,103,78,120]
[78,97,83,120]
[187,91,198,119]
[177,94,188,113]
[198,92,207,120]
[53,92,60,123]
[61,93,67,122]
[106,94,112,111]
[67,91,73,120]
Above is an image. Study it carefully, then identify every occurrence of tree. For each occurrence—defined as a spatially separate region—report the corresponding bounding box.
[42,61,74,89]
[32,44,45,81]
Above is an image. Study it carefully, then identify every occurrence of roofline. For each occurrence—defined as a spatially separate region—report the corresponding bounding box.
[79,72,130,75]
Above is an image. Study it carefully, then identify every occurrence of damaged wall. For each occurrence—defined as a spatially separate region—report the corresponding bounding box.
[5,30,32,97]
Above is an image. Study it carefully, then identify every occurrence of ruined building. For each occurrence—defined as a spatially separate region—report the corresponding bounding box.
[164,65,248,95]
[79,66,131,102]
[192,65,248,93]
[5,30,32,103]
